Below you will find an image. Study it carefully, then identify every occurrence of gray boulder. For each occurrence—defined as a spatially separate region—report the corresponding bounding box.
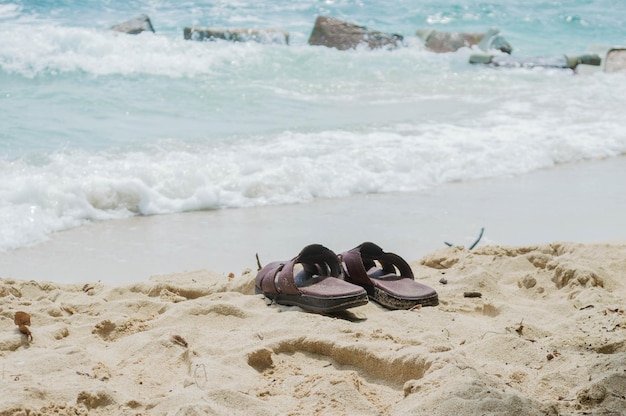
[416,28,511,54]
[604,48,626,72]
[110,14,155,35]
[308,16,403,50]
[184,27,289,45]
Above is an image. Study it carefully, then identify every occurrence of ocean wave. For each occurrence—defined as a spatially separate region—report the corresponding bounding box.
[3,0,626,252]
[2,118,625,251]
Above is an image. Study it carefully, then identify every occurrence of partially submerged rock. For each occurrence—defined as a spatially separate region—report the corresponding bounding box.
[469,53,601,70]
[604,48,626,72]
[571,46,626,74]
[471,47,626,75]
[308,16,403,50]
[184,27,289,44]
[110,14,155,35]
[416,27,511,53]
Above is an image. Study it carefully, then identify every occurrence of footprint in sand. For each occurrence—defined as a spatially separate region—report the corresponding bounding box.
[247,337,431,414]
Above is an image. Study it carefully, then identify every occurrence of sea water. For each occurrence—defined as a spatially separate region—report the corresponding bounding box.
[1,0,626,253]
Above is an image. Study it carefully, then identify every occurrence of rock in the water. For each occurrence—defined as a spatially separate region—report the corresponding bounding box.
[605,48,626,72]
[110,14,155,35]
[469,53,601,70]
[184,27,289,44]
[416,27,511,54]
[308,16,403,50]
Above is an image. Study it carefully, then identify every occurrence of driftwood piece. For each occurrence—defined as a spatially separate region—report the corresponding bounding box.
[464,292,483,298]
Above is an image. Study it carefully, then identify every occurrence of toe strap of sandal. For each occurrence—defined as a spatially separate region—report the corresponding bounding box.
[259,244,342,296]
[257,261,291,295]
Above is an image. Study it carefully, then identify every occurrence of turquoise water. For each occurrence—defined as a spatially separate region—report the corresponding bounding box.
[1,0,626,250]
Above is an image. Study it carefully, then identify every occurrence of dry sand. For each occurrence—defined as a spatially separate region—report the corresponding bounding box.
[1,242,626,415]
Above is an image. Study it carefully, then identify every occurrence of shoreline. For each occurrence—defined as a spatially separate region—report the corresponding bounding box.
[0,156,624,285]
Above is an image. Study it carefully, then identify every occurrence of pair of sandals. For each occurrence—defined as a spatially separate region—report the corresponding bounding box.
[255,242,438,313]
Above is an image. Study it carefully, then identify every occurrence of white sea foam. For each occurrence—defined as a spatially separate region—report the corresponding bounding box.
[2,111,625,251]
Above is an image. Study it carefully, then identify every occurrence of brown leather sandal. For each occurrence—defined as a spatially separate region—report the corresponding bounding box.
[339,242,438,309]
[255,244,368,313]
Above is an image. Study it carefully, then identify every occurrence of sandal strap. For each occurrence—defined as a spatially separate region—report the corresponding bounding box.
[259,244,341,295]
[257,261,289,294]
[341,242,413,286]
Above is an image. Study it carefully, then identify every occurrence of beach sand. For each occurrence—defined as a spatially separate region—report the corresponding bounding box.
[1,241,626,415]
[1,157,625,415]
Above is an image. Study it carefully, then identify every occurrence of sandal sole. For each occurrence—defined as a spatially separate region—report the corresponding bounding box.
[256,287,368,313]
[367,286,439,310]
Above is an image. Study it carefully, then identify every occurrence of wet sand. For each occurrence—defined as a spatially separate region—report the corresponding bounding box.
[0,156,624,285]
